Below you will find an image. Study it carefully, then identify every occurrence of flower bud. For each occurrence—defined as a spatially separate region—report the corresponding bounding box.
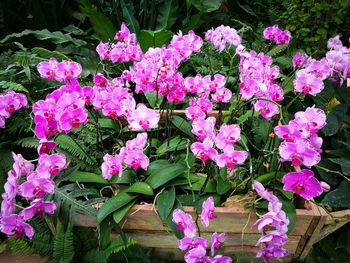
[320,181,331,192]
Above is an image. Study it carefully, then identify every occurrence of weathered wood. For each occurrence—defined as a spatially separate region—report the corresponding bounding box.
[299,204,328,260]
[76,204,315,236]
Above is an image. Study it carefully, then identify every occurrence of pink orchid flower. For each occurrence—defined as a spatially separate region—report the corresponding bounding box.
[201,196,217,227]
[172,209,197,238]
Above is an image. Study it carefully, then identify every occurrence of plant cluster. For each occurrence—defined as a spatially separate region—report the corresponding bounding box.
[0,13,350,263]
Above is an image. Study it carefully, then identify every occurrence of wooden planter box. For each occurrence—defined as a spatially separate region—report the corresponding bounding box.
[74,203,342,262]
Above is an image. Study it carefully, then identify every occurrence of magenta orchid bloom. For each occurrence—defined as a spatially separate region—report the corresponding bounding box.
[186,106,206,121]
[282,169,323,200]
[172,209,197,238]
[37,57,60,81]
[192,117,216,141]
[292,53,309,68]
[216,146,248,170]
[191,139,218,163]
[127,103,160,130]
[101,154,123,179]
[215,124,241,150]
[211,87,232,103]
[178,237,209,251]
[211,232,227,256]
[55,60,82,80]
[19,176,55,199]
[201,196,217,227]
[184,246,211,263]
[293,107,326,135]
[37,139,56,155]
[20,199,57,220]
[0,214,35,239]
[205,25,241,52]
[211,255,232,263]
[254,100,279,120]
[122,149,149,171]
[12,152,34,177]
[36,153,66,177]
[294,69,325,96]
[279,140,320,167]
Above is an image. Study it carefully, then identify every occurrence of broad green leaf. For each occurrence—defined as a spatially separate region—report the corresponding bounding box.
[68,171,108,184]
[329,158,350,176]
[315,159,340,185]
[156,0,179,29]
[171,115,194,138]
[190,0,223,12]
[138,29,172,52]
[144,92,164,108]
[80,0,115,41]
[336,85,350,107]
[120,0,140,34]
[156,186,176,220]
[32,47,71,61]
[184,174,217,193]
[323,104,348,136]
[113,200,136,223]
[237,110,259,124]
[322,180,350,208]
[281,75,294,95]
[145,163,186,189]
[157,136,188,155]
[0,29,86,46]
[97,192,137,223]
[216,175,231,195]
[110,169,136,184]
[98,118,119,130]
[255,171,285,183]
[146,160,170,175]
[125,182,154,196]
[313,80,335,110]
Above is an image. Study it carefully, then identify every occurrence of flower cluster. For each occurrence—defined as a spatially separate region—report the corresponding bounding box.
[292,53,309,68]
[325,36,350,85]
[253,181,289,262]
[173,197,231,263]
[0,89,28,128]
[96,22,143,63]
[101,133,149,179]
[238,49,283,120]
[128,30,202,103]
[0,141,64,239]
[205,25,241,52]
[263,25,291,45]
[275,107,325,199]
[37,58,82,81]
[33,78,89,138]
[293,57,330,96]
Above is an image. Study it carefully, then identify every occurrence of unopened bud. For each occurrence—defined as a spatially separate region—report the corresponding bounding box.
[269,132,275,139]
[320,181,331,192]
[263,162,270,169]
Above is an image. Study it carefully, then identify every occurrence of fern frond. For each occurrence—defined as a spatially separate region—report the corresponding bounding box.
[32,233,53,257]
[0,80,28,93]
[7,237,34,256]
[53,230,75,263]
[266,45,288,58]
[55,134,97,166]
[14,137,39,149]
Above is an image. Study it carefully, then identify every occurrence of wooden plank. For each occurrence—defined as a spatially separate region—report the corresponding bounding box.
[76,204,316,236]
[299,204,328,260]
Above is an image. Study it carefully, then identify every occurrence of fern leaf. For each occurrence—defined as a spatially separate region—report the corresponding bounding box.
[14,137,39,149]
[32,233,53,256]
[53,230,75,263]
[266,45,288,57]
[0,80,28,93]
[7,237,34,256]
[55,134,96,166]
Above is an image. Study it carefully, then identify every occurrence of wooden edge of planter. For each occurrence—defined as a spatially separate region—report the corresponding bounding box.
[298,203,328,260]
[75,203,322,260]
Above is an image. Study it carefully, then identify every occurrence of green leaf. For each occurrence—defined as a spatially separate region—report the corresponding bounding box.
[53,230,75,262]
[315,159,340,185]
[184,175,217,192]
[190,0,223,12]
[323,104,348,136]
[146,160,170,175]
[157,0,179,29]
[126,182,154,196]
[171,115,194,138]
[313,80,335,109]
[145,163,186,189]
[0,29,86,46]
[68,171,108,184]
[0,80,28,93]
[144,92,164,108]
[98,118,119,130]
[156,186,176,220]
[322,180,350,208]
[281,197,296,234]
[157,136,188,155]
[113,200,136,224]
[266,45,288,57]
[32,47,71,61]
[79,0,115,41]
[110,169,136,184]
[216,175,231,195]
[97,192,137,223]
[138,29,172,52]
[237,110,259,124]
[329,158,350,176]
[120,0,140,34]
